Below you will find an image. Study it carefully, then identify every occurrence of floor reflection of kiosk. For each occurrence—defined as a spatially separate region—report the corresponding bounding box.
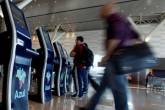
[29,27,54,103]
[0,0,38,110]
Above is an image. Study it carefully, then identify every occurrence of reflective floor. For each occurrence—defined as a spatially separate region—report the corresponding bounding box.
[29,86,165,110]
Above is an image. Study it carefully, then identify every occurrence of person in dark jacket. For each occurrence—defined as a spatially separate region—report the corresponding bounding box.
[70,36,86,97]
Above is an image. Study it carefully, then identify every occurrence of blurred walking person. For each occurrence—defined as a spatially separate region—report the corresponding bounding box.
[78,3,139,110]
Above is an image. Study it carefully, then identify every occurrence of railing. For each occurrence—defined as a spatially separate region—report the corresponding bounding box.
[147,76,165,94]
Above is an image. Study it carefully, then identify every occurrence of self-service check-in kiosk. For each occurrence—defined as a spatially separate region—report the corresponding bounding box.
[0,0,38,110]
[29,27,54,103]
[58,43,68,95]
[52,42,70,96]
[52,42,62,96]
[63,49,72,93]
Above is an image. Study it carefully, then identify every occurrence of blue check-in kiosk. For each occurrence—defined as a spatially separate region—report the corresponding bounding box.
[52,42,62,96]
[29,27,54,103]
[63,49,72,93]
[51,44,59,94]
[58,43,68,95]
[52,42,67,96]
[0,0,38,110]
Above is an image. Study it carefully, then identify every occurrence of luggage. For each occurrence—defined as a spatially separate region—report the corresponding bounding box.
[112,42,157,74]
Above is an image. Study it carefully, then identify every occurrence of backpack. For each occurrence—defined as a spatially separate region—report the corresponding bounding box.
[83,46,94,67]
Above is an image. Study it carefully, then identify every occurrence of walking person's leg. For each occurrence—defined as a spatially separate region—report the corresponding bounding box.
[81,61,129,110]
[109,73,129,110]
[103,61,129,110]
[84,65,112,110]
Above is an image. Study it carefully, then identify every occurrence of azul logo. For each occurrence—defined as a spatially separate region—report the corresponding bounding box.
[15,68,26,99]
[15,89,25,99]
[45,71,51,91]
[46,71,51,84]
[16,68,26,89]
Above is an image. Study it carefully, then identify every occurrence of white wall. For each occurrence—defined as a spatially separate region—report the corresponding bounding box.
[49,30,106,56]
[51,24,156,56]
[32,24,164,59]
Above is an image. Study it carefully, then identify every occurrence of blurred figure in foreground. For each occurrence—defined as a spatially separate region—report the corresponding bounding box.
[78,2,141,110]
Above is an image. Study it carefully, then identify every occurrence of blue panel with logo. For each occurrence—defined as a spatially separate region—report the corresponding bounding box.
[44,64,53,102]
[11,56,31,110]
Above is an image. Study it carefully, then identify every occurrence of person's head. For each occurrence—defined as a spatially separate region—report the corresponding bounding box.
[76,36,84,45]
[84,43,88,48]
[100,2,117,19]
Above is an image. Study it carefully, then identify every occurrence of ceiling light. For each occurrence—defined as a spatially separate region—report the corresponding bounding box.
[145,36,151,42]
[66,32,70,38]
[70,32,75,38]
[32,36,36,41]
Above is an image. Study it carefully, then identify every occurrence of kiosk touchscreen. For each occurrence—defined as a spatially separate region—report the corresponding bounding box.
[0,0,38,110]
[29,27,54,103]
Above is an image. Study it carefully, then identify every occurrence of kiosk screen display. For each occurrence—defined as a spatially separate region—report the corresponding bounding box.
[42,30,53,51]
[44,64,53,102]
[10,3,30,37]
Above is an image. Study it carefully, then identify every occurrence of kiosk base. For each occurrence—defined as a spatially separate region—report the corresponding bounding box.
[29,94,41,103]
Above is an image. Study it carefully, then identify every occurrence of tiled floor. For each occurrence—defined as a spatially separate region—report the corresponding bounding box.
[29,86,165,110]
[29,96,114,110]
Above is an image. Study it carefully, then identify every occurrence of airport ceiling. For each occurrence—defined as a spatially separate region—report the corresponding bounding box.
[21,0,165,33]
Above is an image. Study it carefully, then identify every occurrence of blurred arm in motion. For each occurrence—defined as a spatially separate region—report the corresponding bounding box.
[99,39,120,66]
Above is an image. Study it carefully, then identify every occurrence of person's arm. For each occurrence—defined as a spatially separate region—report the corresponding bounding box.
[70,51,76,57]
[70,45,77,57]
[99,39,120,66]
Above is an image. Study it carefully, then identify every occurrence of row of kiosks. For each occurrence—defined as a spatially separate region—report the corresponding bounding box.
[0,0,39,110]
[0,0,71,110]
